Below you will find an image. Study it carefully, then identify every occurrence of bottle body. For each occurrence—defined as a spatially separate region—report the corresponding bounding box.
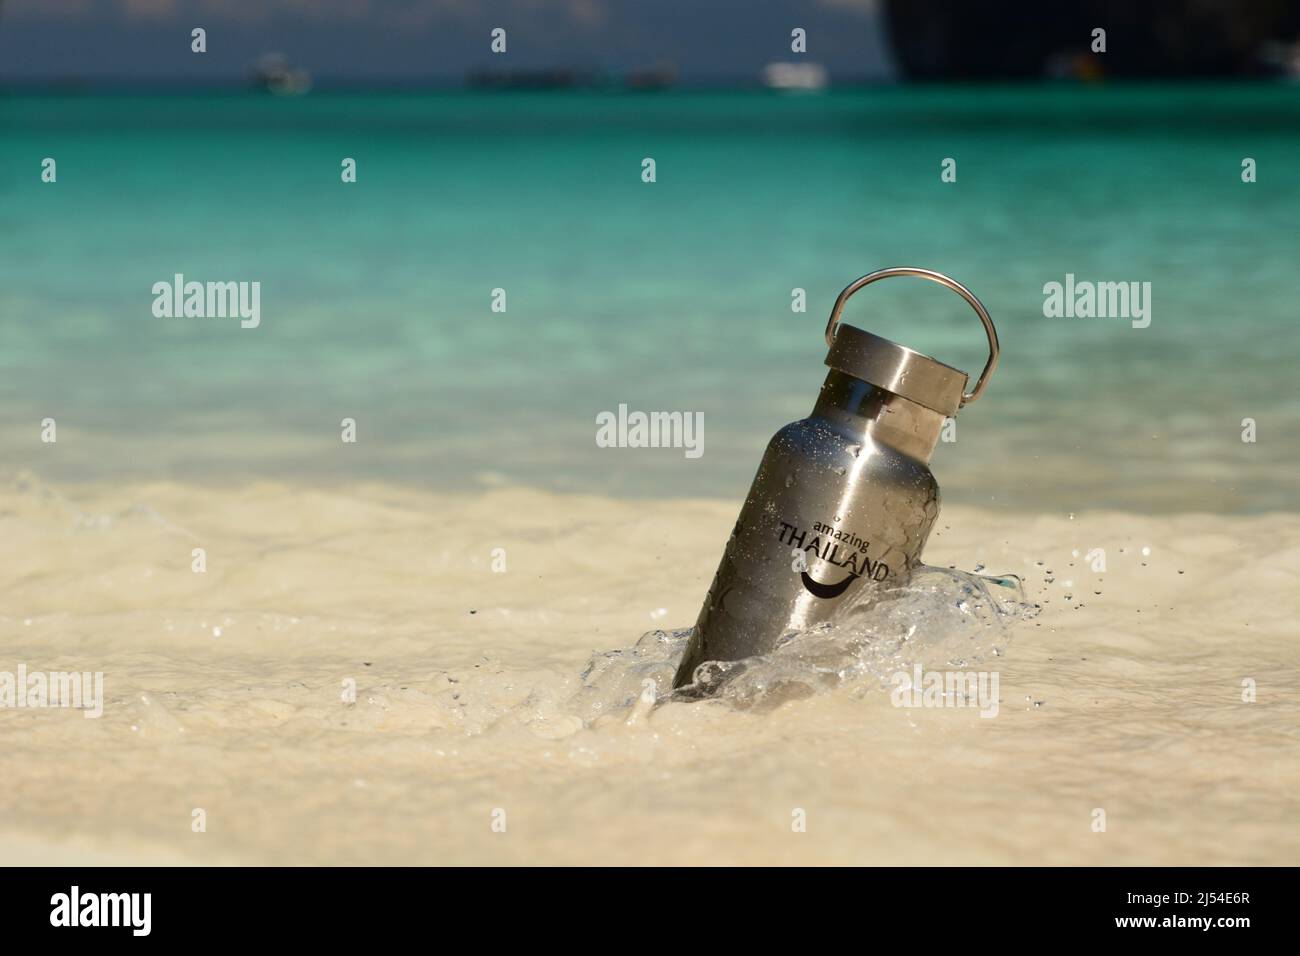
[673,370,943,688]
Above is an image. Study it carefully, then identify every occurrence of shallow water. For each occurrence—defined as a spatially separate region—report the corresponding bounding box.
[2,478,1296,865]
[567,566,1036,719]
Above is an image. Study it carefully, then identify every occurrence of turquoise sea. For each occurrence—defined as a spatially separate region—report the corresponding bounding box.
[2,85,1296,511]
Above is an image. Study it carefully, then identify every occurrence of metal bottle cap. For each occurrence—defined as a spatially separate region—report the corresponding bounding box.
[823,267,999,418]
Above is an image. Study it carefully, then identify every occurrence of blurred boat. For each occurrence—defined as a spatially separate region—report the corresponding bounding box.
[626,62,678,90]
[1259,40,1300,79]
[762,62,829,91]
[466,68,595,90]
[466,64,676,91]
[250,53,312,96]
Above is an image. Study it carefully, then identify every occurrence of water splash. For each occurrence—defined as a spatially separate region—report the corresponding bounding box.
[565,565,1038,718]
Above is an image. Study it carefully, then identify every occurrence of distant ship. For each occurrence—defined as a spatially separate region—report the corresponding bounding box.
[465,67,593,90]
[762,62,829,91]
[250,53,312,95]
[625,62,678,91]
[466,63,678,90]
[882,0,1300,79]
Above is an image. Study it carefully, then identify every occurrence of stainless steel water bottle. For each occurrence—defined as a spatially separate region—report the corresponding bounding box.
[673,267,999,688]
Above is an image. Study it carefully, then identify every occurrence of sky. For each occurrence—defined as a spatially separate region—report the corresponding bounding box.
[0,0,894,84]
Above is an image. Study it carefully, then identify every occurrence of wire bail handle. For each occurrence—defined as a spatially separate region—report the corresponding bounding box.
[823,267,1000,407]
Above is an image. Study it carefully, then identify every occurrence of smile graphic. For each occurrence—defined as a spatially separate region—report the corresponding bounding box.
[800,569,859,599]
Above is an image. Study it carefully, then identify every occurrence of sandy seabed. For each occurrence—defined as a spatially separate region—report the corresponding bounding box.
[1,476,1297,866]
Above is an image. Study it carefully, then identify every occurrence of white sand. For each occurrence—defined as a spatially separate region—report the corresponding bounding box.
[1,476,1297,865]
